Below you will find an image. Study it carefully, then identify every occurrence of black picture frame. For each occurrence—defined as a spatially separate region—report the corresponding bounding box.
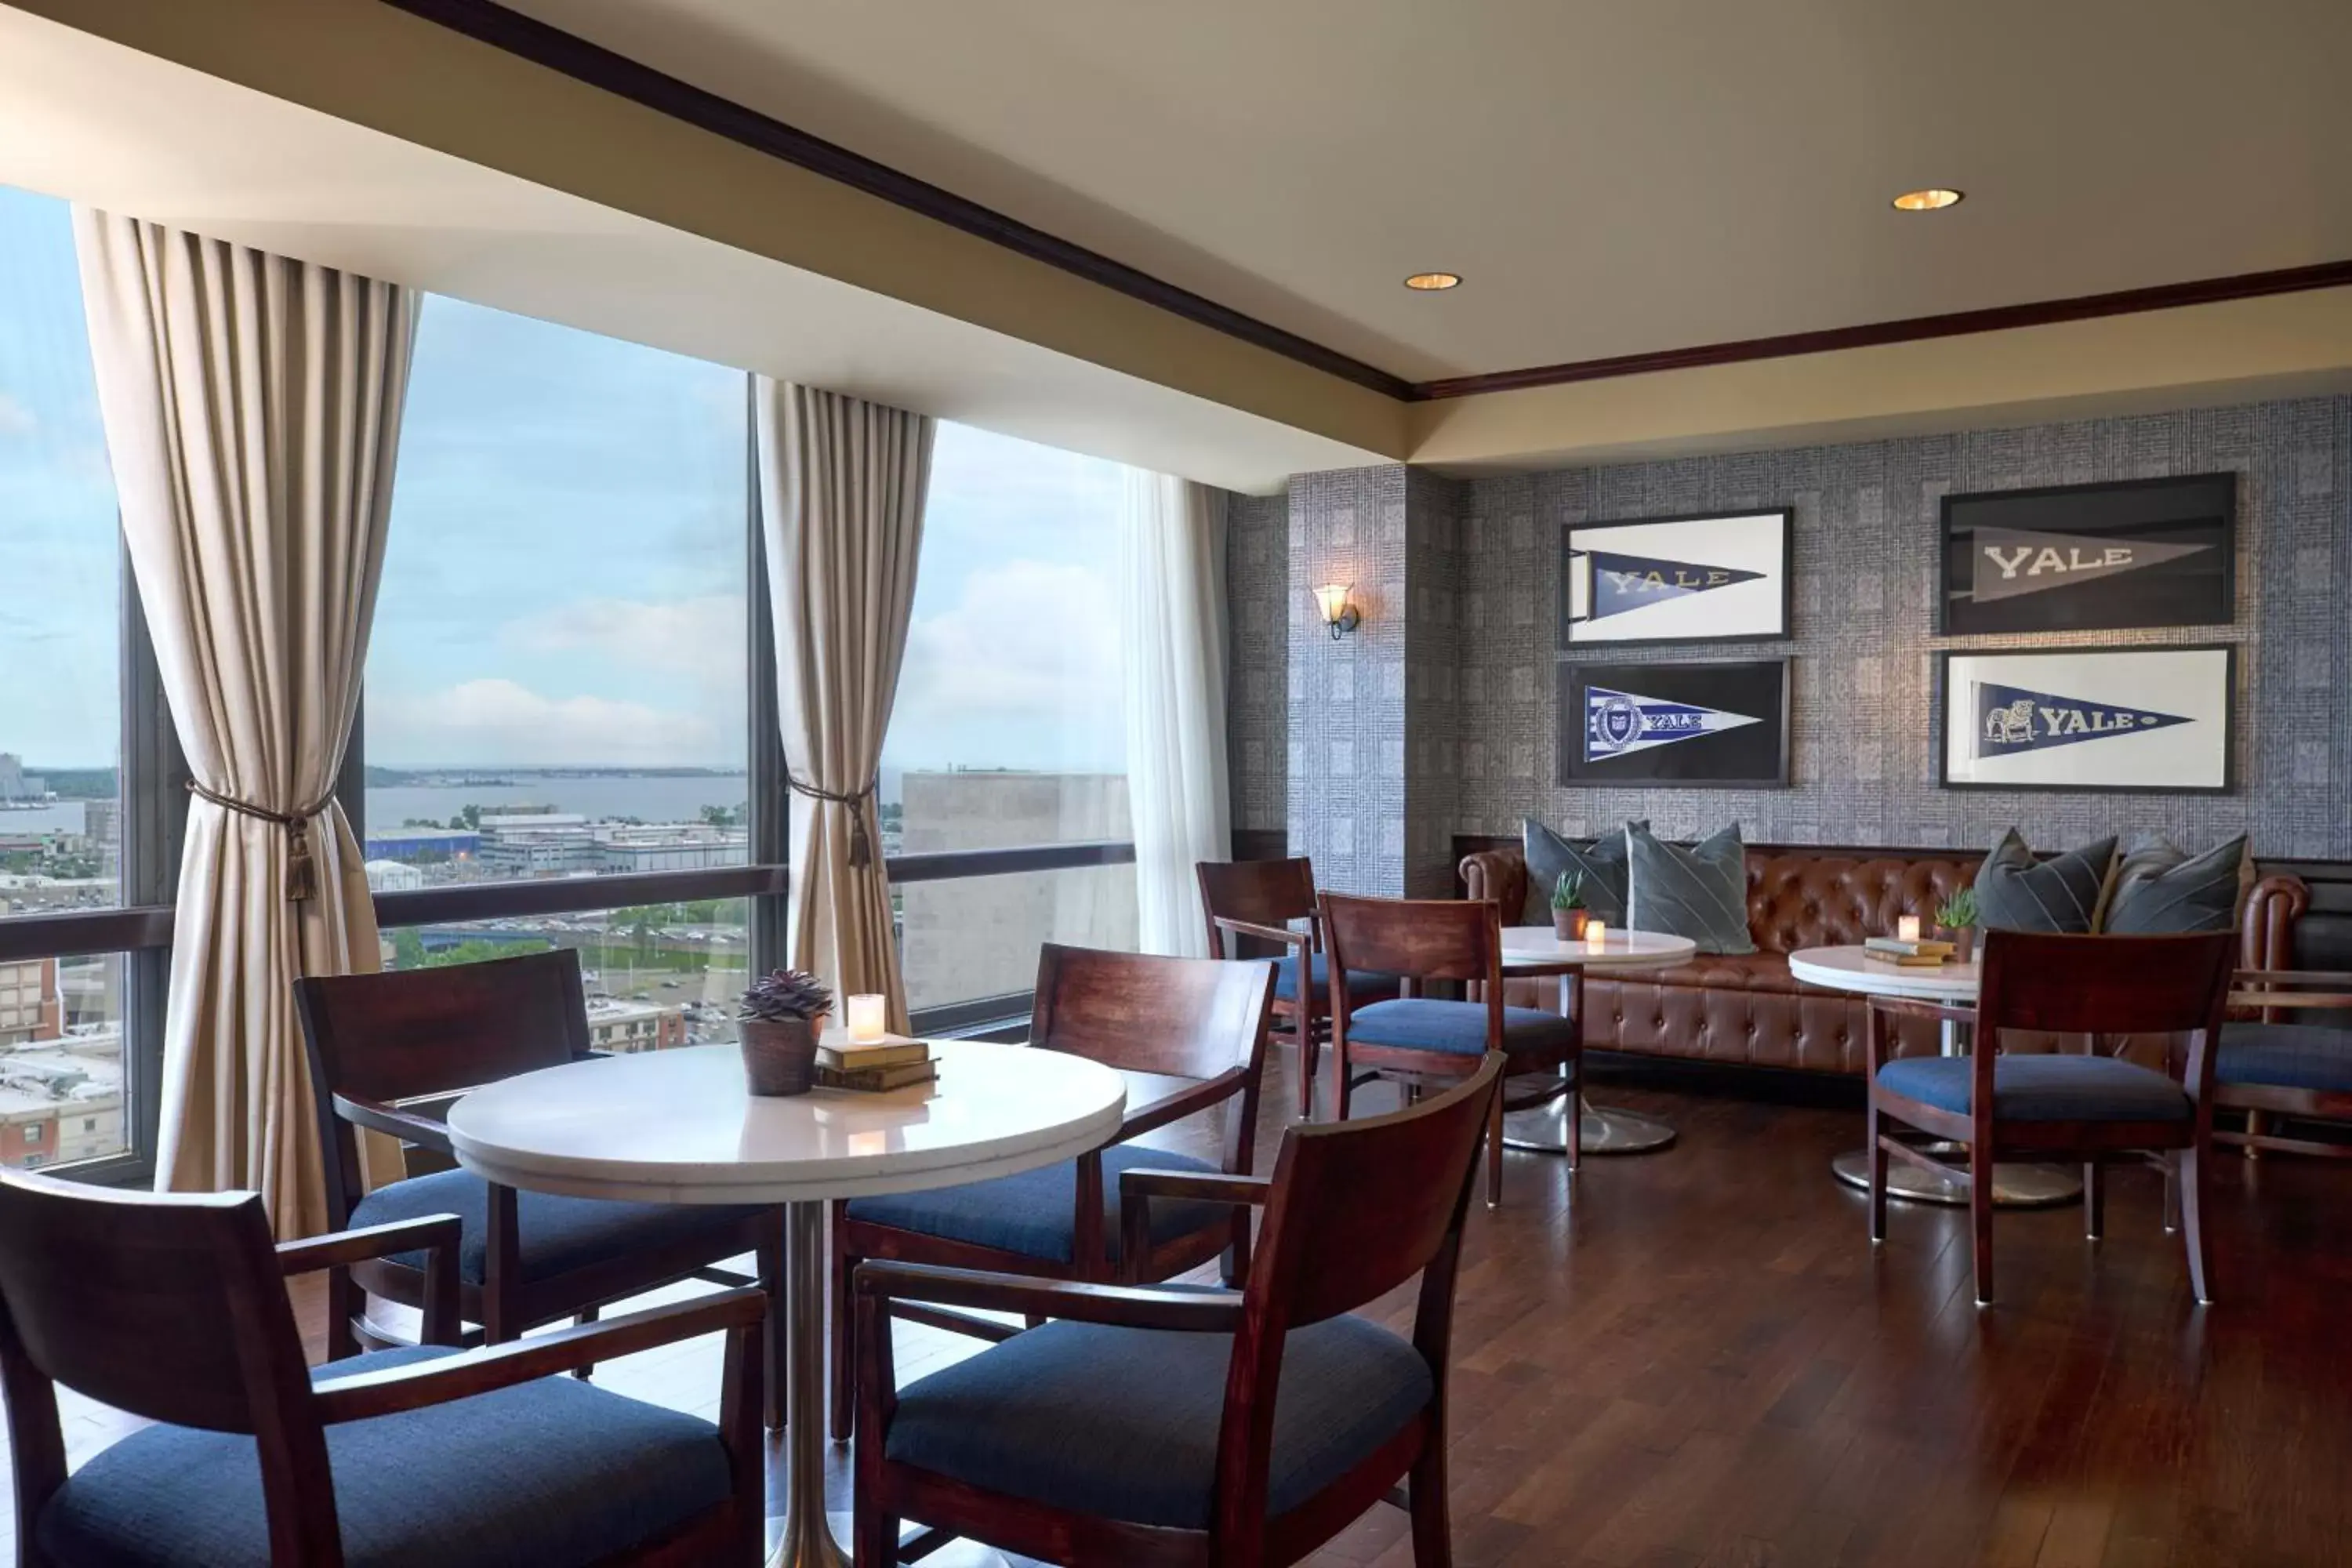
[1934,643,2237,796]
[1936,472,2236,636]
[1559,508,1795,648]
[1556,656,1791,789]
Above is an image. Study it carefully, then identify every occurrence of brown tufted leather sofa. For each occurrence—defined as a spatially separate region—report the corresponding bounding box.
[1459,844,2310,1076]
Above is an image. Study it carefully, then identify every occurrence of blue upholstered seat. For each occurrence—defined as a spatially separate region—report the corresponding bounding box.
[347,1168,763,1285]
[846,1145,1230,1263]
[37,1346,731,1568]
[884,1312,1432,1529]
[1876,1054,2191,1122]
[2217,1023,2352,1094]
[1344,997,1580,1059]
[1272,953,1401,1007]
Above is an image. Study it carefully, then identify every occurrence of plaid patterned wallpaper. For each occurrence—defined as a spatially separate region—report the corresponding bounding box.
[1223,490,1290,833]
[1228,395,2352,879]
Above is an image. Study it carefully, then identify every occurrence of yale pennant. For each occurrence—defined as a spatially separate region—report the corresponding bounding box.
[1969,527,2211,603]
[1580,549,1766,621]
[1972,680,2193,757]
[1585,685,1762,761]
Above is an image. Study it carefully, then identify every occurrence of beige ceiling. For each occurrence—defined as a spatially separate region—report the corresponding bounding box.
[505,0,2352,383]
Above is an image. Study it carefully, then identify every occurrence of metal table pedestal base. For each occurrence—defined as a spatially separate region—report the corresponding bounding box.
[1830,1146,2082,1208]
[1503,1094,1677,1156]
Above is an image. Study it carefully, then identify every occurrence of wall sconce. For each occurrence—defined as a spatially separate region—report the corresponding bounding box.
[1313,583,1359,640]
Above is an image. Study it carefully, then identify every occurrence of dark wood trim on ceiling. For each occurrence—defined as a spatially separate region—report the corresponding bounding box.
[380,1,2352,411]
[378,0,1414,401]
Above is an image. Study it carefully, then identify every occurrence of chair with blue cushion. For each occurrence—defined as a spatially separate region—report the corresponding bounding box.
[2215,968,2352,1159]
[851,1052,1505,1568]
[829,942,1276,1439]
[295,949,785,1426]
[1864,929,2235,1306]
[0,1171,767,1567]
[1199,856,1402,1118]
[1323,891,1581,1204]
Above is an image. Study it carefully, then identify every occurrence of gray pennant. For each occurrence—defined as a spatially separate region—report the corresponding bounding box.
[1971,527,2212,602]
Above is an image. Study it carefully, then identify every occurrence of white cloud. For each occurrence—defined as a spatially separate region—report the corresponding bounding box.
[0,393,35,437]
[503,594,746,678]
[888,559,1124,771]
[368,678,724,767]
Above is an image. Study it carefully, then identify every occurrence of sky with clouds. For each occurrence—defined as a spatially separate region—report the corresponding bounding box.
[0,184,1128,782]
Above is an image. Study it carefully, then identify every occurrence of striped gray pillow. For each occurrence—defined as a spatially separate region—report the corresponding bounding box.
[1520,818,1646,927]
[1973,829,2116,934]
[1625,823,1755,956]
[2103,833,2250,935]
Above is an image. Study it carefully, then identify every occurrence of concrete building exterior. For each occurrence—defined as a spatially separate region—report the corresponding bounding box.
[586,996,689,1053]
[0,959,62,1047]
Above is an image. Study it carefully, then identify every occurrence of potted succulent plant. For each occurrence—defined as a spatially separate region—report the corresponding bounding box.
[1935,888,1979,964]
[737,969,833,1097]
[1550,870,1590,942]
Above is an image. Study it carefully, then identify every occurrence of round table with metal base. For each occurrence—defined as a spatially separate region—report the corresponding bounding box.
[1495,927,1697,1158]
[1786,946,2084,1210]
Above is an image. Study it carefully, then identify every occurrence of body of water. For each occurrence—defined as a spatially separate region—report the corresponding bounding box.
[366,775,751,829]
[0,801,87,833]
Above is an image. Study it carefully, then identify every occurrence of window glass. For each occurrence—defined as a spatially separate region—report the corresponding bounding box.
[884,424,1135,1012]
[365,297,749,885]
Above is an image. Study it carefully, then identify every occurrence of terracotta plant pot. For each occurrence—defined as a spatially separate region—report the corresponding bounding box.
[1552,908,1590,941]
[740,1014,825,1097]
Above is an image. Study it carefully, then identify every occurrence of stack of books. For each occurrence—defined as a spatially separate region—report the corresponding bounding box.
[1862,935,1955,967]
[815,1030,937,1092]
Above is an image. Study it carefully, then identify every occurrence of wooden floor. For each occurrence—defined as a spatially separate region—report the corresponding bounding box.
[13,1053,2351,1566]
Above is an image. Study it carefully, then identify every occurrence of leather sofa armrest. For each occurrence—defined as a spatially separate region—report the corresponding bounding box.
[2242,873,2310,971]
[1461,848,1529,919]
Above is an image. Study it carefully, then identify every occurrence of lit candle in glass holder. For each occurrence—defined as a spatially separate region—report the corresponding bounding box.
[845,993,887,1044]
[1583,919,1607,952]
[1896,914,1922,943]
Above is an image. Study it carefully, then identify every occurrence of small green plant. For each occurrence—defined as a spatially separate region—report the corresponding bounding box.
[1934,888,1978,930]
[739,968,833,1023]
[1550,870,1585,911]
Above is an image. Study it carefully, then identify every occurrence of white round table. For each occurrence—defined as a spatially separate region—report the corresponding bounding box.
[1497,926,1699,1156]
[449,1040,1128,1568]
[1788,945,2082,1208]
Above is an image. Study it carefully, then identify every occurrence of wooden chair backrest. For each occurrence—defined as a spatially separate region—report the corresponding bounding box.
[1319,891,1502,987]
[1976,930,2235,1050]
[1029,943,1276,1084]
[1196,858,1319,956]
[296,949,590,1224]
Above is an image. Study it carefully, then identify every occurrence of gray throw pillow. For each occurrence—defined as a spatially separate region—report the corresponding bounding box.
[1625,823,1755,956]
[2103,832,2250,935]
[1973,829,2117,934]
[1520,818,1644,927]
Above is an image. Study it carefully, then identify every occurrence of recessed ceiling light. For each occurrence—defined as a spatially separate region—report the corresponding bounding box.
[1403,271,1463,291]
[1891,188,1964,212]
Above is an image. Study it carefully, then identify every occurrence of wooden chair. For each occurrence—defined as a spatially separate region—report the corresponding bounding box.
[851,1052,1505,1568]
[1864,929,2236,1306]
[829,942,1276,1439]
[294,949,786,1426]
[2216,968,2352,1157]
[1322,891,1581,1205]
[0,1171,766,1567]
[1198,857,1400,1118]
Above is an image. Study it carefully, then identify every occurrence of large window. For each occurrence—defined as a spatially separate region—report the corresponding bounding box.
[885,423,1136,1014]
[365,296,750,891]
[0,186,145,1172]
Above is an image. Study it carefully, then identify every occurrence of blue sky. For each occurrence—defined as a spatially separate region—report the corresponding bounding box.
[0,184,1127,778]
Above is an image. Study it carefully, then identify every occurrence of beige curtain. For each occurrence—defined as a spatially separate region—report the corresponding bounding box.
[755,380,934,1030]
[75,209,415,1239]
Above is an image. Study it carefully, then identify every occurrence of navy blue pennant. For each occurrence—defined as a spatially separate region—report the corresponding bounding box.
[1580,550,1765,621]
[1973,680,2193,757]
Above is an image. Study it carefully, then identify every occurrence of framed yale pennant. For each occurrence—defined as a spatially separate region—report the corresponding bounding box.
[1938,473,2235,636]
[1562,509,1793,647]
[1938,645,2236,793]
[1559,658,1791,788]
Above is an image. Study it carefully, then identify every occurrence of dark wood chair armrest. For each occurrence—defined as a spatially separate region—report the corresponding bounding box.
[1210,916,1310,959]
[333,1092,454,1156]
[310,1287,768,1424]
[1864,995,1976,1027]
[2228,989,2352,1011]
[277,1214,462,1278]
[1119,1169,1272,1280]
[1116,1068,1248,1142]
[853,1260,1243,1333]
[2234,967,2352,987]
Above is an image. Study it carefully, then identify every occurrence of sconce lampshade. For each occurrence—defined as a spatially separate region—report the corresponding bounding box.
[1313,583,1359,637]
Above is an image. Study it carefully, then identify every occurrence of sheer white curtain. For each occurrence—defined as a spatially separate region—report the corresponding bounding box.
[74,209,414,1237]
[1120,470,1231,956]
[756,379,934,1030]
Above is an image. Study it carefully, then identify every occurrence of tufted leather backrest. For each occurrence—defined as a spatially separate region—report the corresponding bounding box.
[1744,853,1977,954]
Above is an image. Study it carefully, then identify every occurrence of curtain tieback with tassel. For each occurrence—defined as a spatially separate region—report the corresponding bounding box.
[784,771,883,868]
[186,780,336,902]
